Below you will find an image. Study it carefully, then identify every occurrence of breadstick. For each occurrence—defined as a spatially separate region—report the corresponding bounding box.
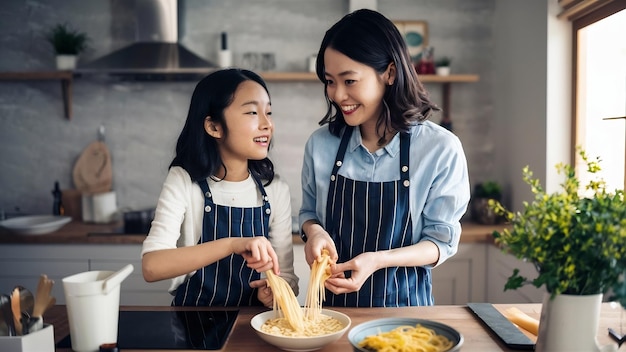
[503,307,539,336]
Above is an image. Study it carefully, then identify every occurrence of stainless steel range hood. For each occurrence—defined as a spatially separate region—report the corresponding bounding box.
[78,0,216,78]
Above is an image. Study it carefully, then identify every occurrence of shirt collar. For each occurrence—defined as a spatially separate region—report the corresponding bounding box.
[347,127,401,157]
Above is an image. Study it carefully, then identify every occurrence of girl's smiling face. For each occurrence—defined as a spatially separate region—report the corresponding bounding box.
[323,47,390,129]
[206,80,273,177]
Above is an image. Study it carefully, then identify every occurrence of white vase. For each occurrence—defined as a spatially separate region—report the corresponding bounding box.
[56,55,77,70]
[536,292,617,352]
[436,66,450,76]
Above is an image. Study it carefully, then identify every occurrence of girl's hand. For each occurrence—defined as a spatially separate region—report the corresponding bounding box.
[250,278,273,308]
[324,252,380,294]
[232,237,280,275]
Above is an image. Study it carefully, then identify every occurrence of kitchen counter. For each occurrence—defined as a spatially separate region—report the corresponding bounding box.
[0,221,145,244]
[45,303,623,351]
[0,220,507,244]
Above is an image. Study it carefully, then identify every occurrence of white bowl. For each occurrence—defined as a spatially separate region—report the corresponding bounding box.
[348,317,463,352]
[250,309,351,352]
[0,215,71,235]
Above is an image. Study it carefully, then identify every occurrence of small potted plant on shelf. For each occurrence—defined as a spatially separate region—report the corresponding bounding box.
[434,56,451,76]
[470,180,502,224]
[490,148,626,351]
[45,23,89,70]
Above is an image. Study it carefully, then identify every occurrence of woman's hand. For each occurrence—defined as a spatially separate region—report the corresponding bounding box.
[250,278,273,308]
[324,252,380,294]
[303,222,338,266]
[231,237,280,275]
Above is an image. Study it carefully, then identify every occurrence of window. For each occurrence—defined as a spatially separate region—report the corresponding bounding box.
[573,3,626,191]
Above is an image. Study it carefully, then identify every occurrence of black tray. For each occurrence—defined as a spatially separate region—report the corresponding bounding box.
[57,310,239,350]
[467,303,535,350]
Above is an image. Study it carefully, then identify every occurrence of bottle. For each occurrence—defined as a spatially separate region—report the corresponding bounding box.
[52,181,64,215]
[217,32,232,68]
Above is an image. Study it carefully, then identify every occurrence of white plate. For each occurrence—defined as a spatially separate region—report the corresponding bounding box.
[0,215,72,235]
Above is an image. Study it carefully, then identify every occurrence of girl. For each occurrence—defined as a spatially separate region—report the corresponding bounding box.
[299,9,470,307]
[142,68,298,307]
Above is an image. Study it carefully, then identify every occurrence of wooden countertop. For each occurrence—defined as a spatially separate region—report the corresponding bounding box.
[0,220,508,245]
[0,221,146,244]
[44,303,623,351]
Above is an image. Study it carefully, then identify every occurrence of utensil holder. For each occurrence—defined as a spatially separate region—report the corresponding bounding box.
[0,323,54,352]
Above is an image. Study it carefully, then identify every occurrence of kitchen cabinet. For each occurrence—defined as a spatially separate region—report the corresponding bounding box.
[432,243,487,305]
[0,71,478,122]
[435,242,545,305]
[486,245,545,303]
[0,244,172,306]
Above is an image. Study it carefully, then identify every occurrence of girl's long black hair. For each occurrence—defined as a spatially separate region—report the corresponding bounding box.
[170,68,274,185]
[315,9,440,145]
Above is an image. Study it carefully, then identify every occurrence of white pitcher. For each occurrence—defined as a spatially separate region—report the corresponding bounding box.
[62,264,134,352]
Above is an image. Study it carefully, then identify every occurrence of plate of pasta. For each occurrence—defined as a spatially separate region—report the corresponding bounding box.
[250,308,351,351]
[348,317,463,352]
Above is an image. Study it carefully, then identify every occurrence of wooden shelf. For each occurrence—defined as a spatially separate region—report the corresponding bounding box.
[258,72,480,130]
[420,74,480,83]
[0,71,73,119]
[259,71,320,81]
[422,74,480,130]
[257,72,479,83]
[0,71,479,125]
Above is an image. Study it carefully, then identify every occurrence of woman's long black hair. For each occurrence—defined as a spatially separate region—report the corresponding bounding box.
[170,68,275,185]
[315,9,440,145]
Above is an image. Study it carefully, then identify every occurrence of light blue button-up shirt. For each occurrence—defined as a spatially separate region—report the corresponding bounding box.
[299,120,470,266]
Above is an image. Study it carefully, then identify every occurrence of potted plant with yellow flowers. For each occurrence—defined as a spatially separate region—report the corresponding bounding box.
[491,148,626,352]
[45,23,89,70]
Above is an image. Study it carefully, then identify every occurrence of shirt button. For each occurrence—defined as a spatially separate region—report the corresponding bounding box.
[336,160,342,167]
[330,175,336,181]
[204,205,212,212]
[265,208,271,215]
[402,166,408,173]
[403,180,410,187]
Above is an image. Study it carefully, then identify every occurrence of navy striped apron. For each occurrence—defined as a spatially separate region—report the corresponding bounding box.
[325,127,433,307]
[173,174,271,306]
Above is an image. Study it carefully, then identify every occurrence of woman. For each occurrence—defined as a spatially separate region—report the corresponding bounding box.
[142,68,298,307]
[299,9,470,307]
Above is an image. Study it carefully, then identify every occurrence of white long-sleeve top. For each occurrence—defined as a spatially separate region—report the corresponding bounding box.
[142,166,299,296]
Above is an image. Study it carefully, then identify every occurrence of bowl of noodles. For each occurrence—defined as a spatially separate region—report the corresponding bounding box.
[348,317,463,352]
[250,308,351,351]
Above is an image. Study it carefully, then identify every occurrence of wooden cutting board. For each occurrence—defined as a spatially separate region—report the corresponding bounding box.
[72,141,112,194]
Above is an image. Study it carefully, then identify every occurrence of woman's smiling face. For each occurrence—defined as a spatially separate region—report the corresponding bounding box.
[323,47,389,128]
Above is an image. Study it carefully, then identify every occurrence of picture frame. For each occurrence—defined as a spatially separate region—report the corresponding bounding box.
[393,20,429,62]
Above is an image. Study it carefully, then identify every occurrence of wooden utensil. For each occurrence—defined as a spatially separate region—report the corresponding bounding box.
[10,288,22,335]
[14,285,34,319]
[46,297,56,312]
[33,274,55,318]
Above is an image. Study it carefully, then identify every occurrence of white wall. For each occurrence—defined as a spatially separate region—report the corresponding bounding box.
[493,0,572,212]
[545,0,573,192]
